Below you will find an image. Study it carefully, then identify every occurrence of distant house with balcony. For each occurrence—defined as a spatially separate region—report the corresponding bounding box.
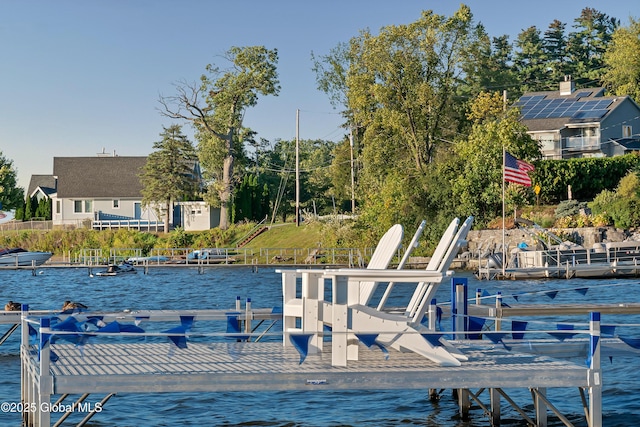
[516,77,640,159]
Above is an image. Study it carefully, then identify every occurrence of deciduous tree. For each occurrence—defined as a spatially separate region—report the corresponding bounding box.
[0,151,24,211]
[159,46,280,230]
[603,18,640,102]
[448,92,540,227]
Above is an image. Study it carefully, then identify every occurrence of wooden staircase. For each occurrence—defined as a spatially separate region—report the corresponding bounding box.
[236,226,268,248]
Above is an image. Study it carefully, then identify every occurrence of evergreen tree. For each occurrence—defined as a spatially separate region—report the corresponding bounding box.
[24,195,33,220]
[567,7,619,85]
[543,20,570,87]
[514,26,548,92]
[140,125,199,233]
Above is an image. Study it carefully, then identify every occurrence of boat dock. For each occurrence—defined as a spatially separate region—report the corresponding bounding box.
[16,271,607,427]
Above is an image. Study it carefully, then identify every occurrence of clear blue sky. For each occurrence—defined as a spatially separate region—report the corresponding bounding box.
[0,0,636,191]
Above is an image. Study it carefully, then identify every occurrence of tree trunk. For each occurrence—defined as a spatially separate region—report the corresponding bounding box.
[218,129,235,230]
[164,201,171,233]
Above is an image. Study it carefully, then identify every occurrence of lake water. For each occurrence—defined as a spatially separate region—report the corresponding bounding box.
[0,266,639,426]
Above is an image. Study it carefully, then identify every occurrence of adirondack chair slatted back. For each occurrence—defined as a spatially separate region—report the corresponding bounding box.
[358,224,403,305]
[404,217,459,316]
[408,216,474,323]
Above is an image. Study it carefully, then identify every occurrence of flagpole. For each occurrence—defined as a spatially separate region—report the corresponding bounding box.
[502,147,506,276]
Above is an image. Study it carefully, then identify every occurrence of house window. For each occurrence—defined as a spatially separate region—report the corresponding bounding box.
[191,207,202,215]
[623,125,632,138]
[73,200,93,213]
[113,200,120,209]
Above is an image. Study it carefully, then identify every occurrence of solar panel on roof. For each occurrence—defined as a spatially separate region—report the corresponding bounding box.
[574,91,593,98]
[517,93,613,120]
[571,109,608,120]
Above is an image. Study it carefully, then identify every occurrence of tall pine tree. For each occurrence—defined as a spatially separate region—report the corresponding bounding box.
[140,125,199,233]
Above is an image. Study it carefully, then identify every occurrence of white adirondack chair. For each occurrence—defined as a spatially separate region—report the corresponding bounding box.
[281,223,403,350]
[347,216,474,366]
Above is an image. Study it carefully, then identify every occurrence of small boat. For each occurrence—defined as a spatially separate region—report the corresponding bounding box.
[186,248,231,262]
[0,248,53,266]
[126,255,169,264]
[477,219,640,280]
[95,261,137,276]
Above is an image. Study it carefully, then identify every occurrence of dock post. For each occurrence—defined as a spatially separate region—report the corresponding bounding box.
[38,317,52,427]
[451,278,468,340]
[20,304,29,427]
[458,388,470,420]
[495,292,502,331]
[245,298,252,334]
[490,388,500,426]
[532,387,548,426]
[451,278,469,418]
[589,312,602,427]
[428,299,437,331]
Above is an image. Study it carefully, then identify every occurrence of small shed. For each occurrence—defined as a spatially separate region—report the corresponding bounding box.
[174,201,220,231]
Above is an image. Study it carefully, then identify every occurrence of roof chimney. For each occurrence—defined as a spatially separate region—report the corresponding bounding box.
[560,75,575,96]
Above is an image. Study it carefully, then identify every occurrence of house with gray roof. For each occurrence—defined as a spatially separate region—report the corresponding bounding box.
[516,77,640,159]
[50,156,165,229]
[46,155,215,231]
[27,175,57,202]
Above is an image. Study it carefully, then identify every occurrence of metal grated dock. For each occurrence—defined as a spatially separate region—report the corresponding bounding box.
[29,341,591,394]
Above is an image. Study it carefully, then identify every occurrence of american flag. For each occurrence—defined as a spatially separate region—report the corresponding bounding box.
[504,151,534,186]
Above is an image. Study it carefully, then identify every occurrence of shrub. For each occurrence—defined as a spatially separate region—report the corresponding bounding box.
[591,212,611,227]
[589,189,619,215]
[554,200,587,219]
[554,215,575,228]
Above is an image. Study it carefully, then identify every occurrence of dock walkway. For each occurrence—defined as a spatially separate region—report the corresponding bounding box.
[22,330,598,427]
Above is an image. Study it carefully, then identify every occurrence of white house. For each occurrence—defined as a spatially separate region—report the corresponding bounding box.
[50,156,163,229]
[33,154,219,231]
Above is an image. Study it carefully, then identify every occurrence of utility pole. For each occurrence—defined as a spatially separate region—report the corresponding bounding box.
[295,109,300,226]
[349,126,356,214]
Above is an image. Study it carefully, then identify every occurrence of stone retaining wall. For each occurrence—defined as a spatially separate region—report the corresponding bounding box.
[466,226,631,254]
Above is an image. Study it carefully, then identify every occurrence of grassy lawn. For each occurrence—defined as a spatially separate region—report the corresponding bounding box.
[243,222,326,249]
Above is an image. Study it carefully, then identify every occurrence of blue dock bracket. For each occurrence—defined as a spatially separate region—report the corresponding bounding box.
[451,277,468,340]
